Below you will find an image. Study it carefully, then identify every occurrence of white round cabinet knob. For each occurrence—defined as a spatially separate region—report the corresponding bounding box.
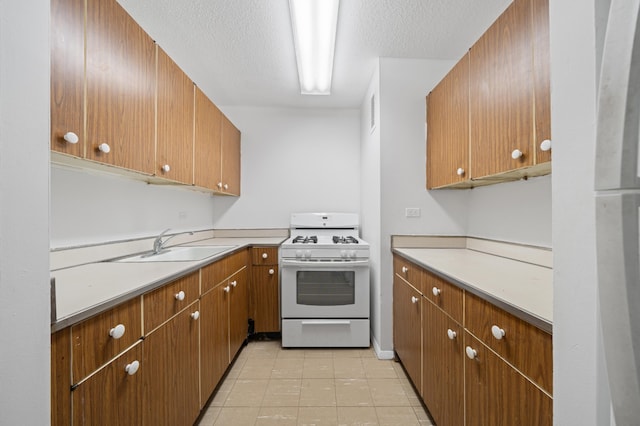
[511,149,523,159]
[217,182,223,189]
[456,167,465,176]
[401,266,408,274]
[491,325,506,340]
[268,268,275,275]
[540,139,552,151]
[231,280,237,288]
[125,360,140,376]
[175,290,185,301]
[447,329,457,340]
[191,311,200,320]
[223,285,230,293]
[97,143,111,153]
[223,184,229,190]
[411,296,419,304]
[262,252,268,259]
[466,346,478,360]
[432,287,441,296]
[63,132,79,144]
[109,324,126,339]
[161,164,171,173]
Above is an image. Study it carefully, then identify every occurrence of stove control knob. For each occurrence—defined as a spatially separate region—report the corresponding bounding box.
[295,250,303,258]
[304,250,312,258]
[340,250,348,258]
[349,250,357,258]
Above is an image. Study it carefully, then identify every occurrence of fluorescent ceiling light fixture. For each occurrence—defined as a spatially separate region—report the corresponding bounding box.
[289,0,339,95]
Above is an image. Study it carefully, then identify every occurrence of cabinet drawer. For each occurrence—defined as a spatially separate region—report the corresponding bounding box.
[201,259,226,294]
[393,255,423,293]
[71,297,142,384]
[465,292,552,393]
[143,271,199,334]
[251,246,278,265]
[227,248,249,275]
[424,271,463,323]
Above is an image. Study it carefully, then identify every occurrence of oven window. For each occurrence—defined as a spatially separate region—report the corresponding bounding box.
[296,271,355,306]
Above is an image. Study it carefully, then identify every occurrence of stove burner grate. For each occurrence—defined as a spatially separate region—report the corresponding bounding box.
[332,236,359,244]
[292,236,318,244]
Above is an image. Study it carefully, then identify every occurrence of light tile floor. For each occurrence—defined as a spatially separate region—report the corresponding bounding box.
[197,339,434,426]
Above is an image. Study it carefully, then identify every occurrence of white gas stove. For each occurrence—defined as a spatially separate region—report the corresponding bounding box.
[280,213,370,348]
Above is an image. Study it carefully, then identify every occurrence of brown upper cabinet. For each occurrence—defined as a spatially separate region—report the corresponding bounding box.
[156,46,195,185]
[427,0,551,189]
[194,86,223,191]
[84,0,156,174]
[220,114,242,196]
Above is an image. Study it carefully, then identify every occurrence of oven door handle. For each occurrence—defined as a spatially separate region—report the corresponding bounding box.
[280,259,369,267]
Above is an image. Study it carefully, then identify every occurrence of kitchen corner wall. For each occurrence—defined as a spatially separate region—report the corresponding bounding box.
[208,106,361,229]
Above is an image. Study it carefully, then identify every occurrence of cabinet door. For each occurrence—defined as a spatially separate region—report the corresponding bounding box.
[51,0,84,157]
[51,329,72,426]
[465,332,552,426]
[470,0,534,178]
[85,0,155,174]
[72,342,143,426]
[251,265,280,333]
[393,275,422,393]
[422,300,464,426]
[200,284,230,403]
[156,46,194,184]
[229,268,249,360]
[220,113,241,195]
[426,53,469,189]
[143,303,200,426]
[194,87,222,190]
[532,0,551,164]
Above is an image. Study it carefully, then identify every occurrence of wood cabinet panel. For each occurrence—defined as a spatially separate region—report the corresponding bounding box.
[201,259,226,294]
[156,46,194,184]
[194,86,222,190]
[532,0,552,164]
[424,270,463,323]
[393,275,422,394]
[71,297,142,383]
[51,329,72,426]
[229,268,249,360]
[143,271,199,334]
[227,249,249,276]
[50,0,84,157]
[422,299,464,426]
[251,265,280,333]
[465,291,552,393]
[143,303,200,426]
[470,0,534,178]
[251,247,278,265]
[465,332,552,426]
[200,282,230,403]
[220,113,241,195]
[426,53,470,188]
[85,0,156,174]
[72,342,143,426]
[393,255,423,294]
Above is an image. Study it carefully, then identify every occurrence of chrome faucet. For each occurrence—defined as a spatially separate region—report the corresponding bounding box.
[152,228,194,254]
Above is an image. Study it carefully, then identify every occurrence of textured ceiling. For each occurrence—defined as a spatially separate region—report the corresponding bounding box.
[117,0,512,109]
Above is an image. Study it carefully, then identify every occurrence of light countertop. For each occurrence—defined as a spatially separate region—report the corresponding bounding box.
[51,237,285,332]
[393,247,552,333]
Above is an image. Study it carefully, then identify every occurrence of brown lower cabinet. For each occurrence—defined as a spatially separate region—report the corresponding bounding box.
[200,281,231,402]
[393,254,552,426]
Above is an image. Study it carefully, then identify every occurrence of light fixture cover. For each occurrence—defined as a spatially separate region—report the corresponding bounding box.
[289,0,339,95]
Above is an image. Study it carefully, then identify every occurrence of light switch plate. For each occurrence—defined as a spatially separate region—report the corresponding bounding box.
[405,208,421,218]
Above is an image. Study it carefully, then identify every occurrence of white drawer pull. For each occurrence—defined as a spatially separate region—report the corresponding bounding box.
[97,143,111,153]
[223,285,230,293]
[191,311,200,320]
[262,252,268,259]
[401,266,408,273]
[432,286,441,296]
[491,325,506,340]
[231,280,237,287]
[223,183,229,190]
[540,139,552,151]
[466,346,478,360]
[268,268,275,275]
[511,149,523,159]
[217,182,223,189]
[63,132,79,144]
[125,360,140,376]
[456,167,465,176]
[447,329,457,340]
[411,296,419,304]
[161,164,171,173]
[109,324,125,339]
[175,290,185,301]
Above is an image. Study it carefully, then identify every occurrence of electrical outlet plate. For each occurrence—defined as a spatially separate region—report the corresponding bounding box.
[405,208,421,218]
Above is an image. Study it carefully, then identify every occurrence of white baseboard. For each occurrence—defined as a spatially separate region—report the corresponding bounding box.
[371,333,395,360]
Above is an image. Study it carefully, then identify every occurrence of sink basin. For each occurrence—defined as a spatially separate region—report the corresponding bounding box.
[115,246,234,262]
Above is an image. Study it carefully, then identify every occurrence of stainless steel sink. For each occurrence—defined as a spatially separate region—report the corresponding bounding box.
[115,245,234,262]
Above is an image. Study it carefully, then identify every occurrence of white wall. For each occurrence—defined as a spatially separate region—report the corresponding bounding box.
[0,0,50,424]
[50,166,217,248]
[210,107,361,229]
[550,0,605,424]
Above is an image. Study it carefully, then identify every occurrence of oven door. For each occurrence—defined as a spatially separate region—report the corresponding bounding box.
[280,259,370,319]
